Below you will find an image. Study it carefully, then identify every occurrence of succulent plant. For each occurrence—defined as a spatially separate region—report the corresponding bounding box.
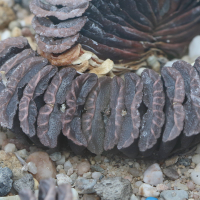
[19,179,73,200]
[29,0,200,74]
[1,36,200,160]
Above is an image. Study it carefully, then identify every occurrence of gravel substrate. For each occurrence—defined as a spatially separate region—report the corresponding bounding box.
[1,1,200,200]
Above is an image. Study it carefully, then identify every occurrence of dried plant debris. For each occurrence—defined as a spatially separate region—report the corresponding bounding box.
[31,0,200,68]
[19,179,73,200]
[3,37,200,159]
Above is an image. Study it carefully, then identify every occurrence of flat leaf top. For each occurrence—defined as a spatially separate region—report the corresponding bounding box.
[30,0,90,21]
[19,65,57,137]
[62,73,97,147]
[82,77,112,155]
[173,60,200,137]
[104,76,125,151]
[117,73,143,150]
[37,68,76,148]
[138,69,165,152]
[161,67,185,142]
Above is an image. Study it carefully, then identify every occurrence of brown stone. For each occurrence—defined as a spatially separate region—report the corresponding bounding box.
[26,151,56,182]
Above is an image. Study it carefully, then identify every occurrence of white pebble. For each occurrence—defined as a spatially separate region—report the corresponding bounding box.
[64,160,73,173]
[83,172,92,179]
[72,188,79,200]
[143,163,163,186]
[1,30,11,41]
[189,35,200,60]
[16,149,27,159]
[130,194,139,200]
[92,172,101,180]
[49,152,62,162]
[139,183,160,197]
[4,143,16,153]
[67,167,74,176]
[56,174,72,186]
[191,163,200,185]
[27,162,37,174]
[56,155,65,165]
[136,67,146,76]
[56,165,63,171]
[135,181,143,188]
[192,154,200,164]
[164,60,179,67]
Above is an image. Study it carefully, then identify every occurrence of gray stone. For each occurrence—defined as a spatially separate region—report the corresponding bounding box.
[75,178,97,194]
[64,160,73,173]
[163,167,179,180]
[94,177,132,200]
[8,20,21,31]
[160,190,188,200]
[178,158,191,167]
[13,174,34,193]
[0,167,13,196]
[49,152,62,162]
[22,0,31,9]
[128,168,142,177]
[91,165,104,172]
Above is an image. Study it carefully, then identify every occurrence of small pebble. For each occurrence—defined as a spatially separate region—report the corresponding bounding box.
[165,156,179,167]
[77,161,91,176]
[16,149,27,159]
[4,143,16,153]
[13,174,34,193]
[189,35,200,61]
[178,158,191,167]
[83,172,92,179]
[92,172,102,180]
[75,178,97,194]
[1,30,11,41]
[163,167,179,180]
[160,190,188,200]
[128,167,142,177]
[143,163,163,186]
[49,152,62,162]
[56,174,72,186]
[95,177,132,200]
[27,162,37,174]
[139,184,160,198]
[26,152,56,182]
[71,188,79,200]
[187,181,195,190]
[192,154,200,164]
[11,27,21,37]
[136,67,147,76]
[56,155,65,165]
[0,167,13,196]
[8,20,21,30]
[130,194,139,200]
[64,160,73,173]
[90,165,104,172]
